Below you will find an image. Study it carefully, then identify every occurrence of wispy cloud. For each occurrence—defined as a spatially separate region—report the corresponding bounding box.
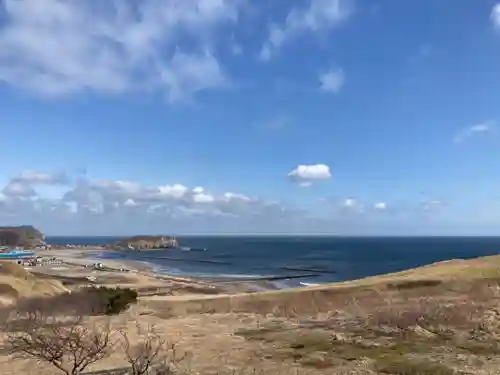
[12,170,69,185]
[492,3,500,29]
[0,0,354,102]
[319,68,345,93]
[0,0,240,102]
[453,120,496,145]
[259,0,353,61]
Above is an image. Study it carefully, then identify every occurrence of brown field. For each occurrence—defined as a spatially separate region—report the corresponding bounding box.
[2,251,500,374]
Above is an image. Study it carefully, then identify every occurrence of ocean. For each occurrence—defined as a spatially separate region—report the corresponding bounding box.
[45,236,500,288]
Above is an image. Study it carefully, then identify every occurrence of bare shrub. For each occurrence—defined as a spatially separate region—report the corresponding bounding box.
[5,312,115,375]
[364,296,481,334]
[386,279,442,291]
[120,324,189,375]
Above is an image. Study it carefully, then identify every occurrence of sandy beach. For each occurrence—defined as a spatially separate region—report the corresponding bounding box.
[28,248,273,297]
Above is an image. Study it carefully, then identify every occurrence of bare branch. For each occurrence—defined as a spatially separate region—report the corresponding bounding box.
[119,323,167,375]
[120,323,189,375]
[6,312,115,375]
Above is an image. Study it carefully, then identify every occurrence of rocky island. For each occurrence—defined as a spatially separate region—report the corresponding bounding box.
[0,225,179,251]
[0,225,45,248]
[110,235,179,250]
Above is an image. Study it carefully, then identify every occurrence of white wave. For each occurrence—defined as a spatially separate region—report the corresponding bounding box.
[213,273,265,279]
[299,282,322,287]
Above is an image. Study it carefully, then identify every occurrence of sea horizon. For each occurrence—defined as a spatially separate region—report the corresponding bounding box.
[45,234,500,238]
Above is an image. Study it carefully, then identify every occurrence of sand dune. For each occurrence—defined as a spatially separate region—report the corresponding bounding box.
[0,261,68,305]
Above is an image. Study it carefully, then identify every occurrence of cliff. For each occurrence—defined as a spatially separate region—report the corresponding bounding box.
[112,235,178,250]
[0,225,45,248]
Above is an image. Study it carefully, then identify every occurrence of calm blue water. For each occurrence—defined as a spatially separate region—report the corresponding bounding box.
[46,236,500,287]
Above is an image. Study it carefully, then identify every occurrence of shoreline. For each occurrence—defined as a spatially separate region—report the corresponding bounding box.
[29,248,285,295]
[90,248,317,289]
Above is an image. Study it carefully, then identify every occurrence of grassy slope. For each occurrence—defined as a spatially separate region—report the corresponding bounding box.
[0,262,68,304]
[142,254,500,316]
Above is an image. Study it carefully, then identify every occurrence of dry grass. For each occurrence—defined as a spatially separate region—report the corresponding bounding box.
[0,262,68,305]
[5,254,500,374]
[125,255,500,373]
[227,272,500,374]
[374,357,455,375]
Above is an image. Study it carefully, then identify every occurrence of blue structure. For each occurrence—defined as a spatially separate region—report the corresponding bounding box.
[0,250,35,259]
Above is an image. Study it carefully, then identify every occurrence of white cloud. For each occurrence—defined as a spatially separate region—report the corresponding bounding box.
[0,169,453,235]
[319,68,345,93]
[192,187,205,194]
[223,192,252,202]
[336,198,364,213]
[288,164,332,186]
[159,50,227,103]
[344,198,362,210]
[192,186,216,204]
[13,170,68,185]
[193,192,215,203]
[260,0,352,60]
[59,176,262,216]
[343,198,356,208]
[123,199,136,207]
[492,4,500,29]
[158,184,189,200]
[453,120,495,144]
[2,182,37,198]
[90,180,142,196]
[0,0,239,101]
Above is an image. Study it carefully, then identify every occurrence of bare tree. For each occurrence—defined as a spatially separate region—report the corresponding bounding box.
[119,324,188,375]
[5,312,115,375]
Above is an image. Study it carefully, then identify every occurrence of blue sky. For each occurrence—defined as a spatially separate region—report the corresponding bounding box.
[0,0,500,235]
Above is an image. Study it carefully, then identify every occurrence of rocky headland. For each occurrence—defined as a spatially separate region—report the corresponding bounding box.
[0,225,45,248]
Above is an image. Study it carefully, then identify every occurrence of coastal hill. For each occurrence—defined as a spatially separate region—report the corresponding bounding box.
[5,248,500,374]
[0,225,45,248]
[153,253,500,316]
[111,235,178,250]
